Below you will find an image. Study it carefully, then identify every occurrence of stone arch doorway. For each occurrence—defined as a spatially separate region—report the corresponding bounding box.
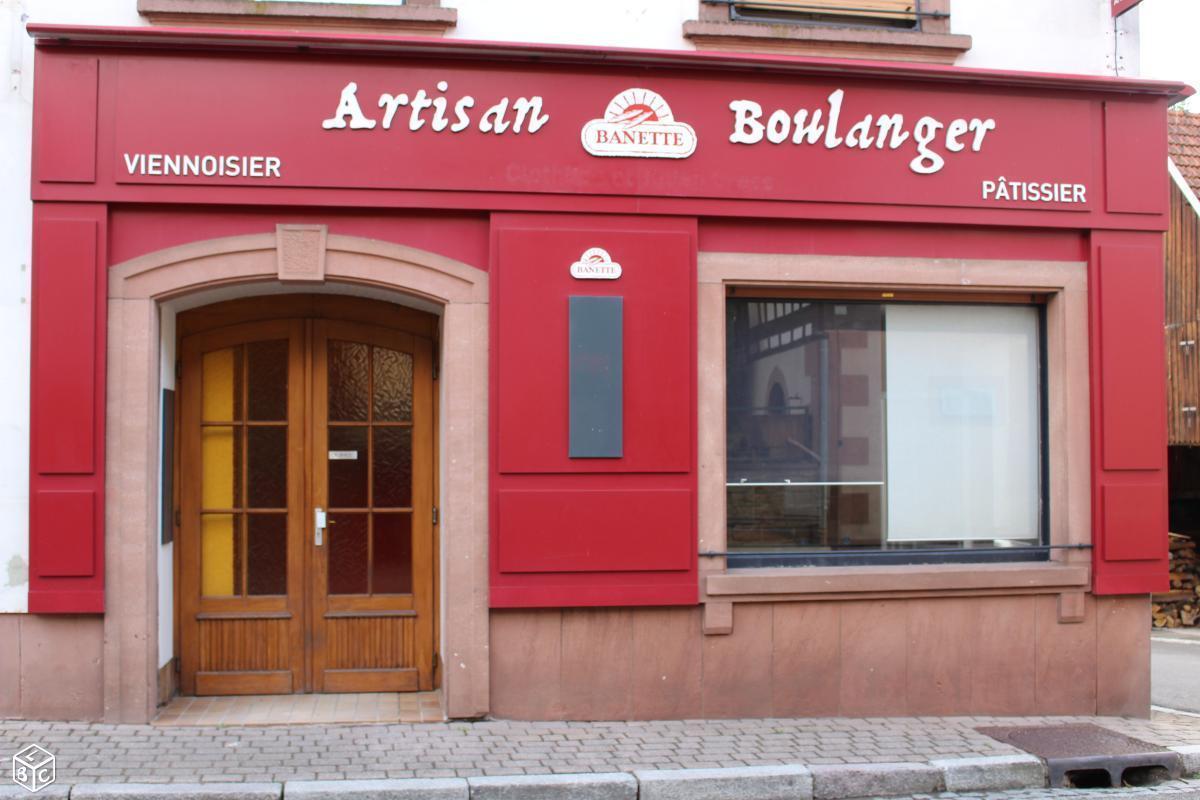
[105,227,489,721]
[175,294,439,696]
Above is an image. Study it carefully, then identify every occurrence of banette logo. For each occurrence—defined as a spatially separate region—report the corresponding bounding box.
[581,88,697,159]
[570,247,622,280]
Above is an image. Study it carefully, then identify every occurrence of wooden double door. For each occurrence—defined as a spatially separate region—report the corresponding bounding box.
[178,313,436,695]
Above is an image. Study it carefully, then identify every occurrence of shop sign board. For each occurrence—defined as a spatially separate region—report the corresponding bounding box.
[94,53,1101,213]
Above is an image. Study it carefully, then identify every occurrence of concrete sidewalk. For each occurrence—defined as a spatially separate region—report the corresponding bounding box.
[1,710,1198,797]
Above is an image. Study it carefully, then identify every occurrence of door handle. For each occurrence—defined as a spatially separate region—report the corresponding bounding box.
[314,508,327,546]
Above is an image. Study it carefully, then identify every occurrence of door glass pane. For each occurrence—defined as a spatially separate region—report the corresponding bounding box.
[373,347,413,422]
[373,427,412,508]
[201,513,239,596]
[329,341,369,422]
[372,513,412,594]
[247,426,287,509]
[247,340,288,421]
[246,513,287,595]
[201,426,241,510]
[328,513,368,594]
[202,347,242,422]
[328,426,369,508]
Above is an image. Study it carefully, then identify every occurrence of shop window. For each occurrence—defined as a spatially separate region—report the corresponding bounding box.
[137,0,456,35]
[684,0,970,64]
[725,297,1046,566]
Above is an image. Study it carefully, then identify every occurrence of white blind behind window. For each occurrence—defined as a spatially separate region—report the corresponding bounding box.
[883,304,1040,543]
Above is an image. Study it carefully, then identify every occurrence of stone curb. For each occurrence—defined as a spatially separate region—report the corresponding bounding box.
[929,754,1047,792]
[285,778,468,799]
[69,784,282,800]
[1173,745,1200,778]
[0,786,71,798]
[635,765,813,800]
[809,762,943,800]
[4,755,1068,800]
[467,772,637,800]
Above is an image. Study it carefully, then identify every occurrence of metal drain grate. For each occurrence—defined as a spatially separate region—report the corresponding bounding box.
[977,723,1183,788]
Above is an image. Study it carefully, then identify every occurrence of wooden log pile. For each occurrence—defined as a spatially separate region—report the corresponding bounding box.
[1153,533,1200,628]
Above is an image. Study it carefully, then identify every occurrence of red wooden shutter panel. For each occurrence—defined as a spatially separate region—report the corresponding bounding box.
[28,204,107,613]
[1090,238,1170,595]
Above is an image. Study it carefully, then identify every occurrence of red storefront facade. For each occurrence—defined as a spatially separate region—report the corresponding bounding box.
[19,24,1188,722]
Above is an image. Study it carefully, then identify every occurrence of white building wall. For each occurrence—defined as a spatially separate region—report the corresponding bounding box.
[953,0,1138,77]
[0,0,1150,613]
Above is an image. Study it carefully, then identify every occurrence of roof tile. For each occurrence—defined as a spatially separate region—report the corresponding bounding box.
[1169,108,1200,197]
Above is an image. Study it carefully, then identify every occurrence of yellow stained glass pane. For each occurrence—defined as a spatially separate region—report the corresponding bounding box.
[202,347,238,422]
[202,426,238,509]
[201,513,237,596]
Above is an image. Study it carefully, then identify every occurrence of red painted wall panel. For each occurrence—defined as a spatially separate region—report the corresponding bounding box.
[699,220,1089,263]
[33,490,96,577]
[491,214,697,608]
[1098,245,1167,471]
[1090,234,1169,595]
[497,490,693,573]
[1102,483,1168,562]
[29,204,107,614]
[496,227,691,474]
[32,219,98,474]
[32,53,97,184]
[1104,100,1168,216]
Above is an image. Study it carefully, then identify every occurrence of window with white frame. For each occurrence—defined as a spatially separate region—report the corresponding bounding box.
[725,296,1045,566]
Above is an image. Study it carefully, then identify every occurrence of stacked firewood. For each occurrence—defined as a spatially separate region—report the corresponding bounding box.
[1153,533,1200,628]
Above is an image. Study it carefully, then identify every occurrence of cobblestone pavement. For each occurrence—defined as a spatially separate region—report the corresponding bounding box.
[0,711,1196,785]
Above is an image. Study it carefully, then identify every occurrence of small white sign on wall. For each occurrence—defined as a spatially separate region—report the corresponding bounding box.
[570,247,622,280]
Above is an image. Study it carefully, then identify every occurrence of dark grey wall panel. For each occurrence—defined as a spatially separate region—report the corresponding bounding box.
[569,296,623,458]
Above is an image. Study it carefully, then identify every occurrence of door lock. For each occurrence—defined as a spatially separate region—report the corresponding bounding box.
[314,508,327,546]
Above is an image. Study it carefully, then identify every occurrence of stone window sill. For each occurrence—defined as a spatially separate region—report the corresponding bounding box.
[702,562,1091,633]
[682,19,971,64]
[138,0,457,35]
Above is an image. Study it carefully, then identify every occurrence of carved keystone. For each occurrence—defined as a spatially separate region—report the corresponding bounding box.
[276,224,327,283]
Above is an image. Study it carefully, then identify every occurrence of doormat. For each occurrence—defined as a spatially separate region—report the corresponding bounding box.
[977,723,1183,788]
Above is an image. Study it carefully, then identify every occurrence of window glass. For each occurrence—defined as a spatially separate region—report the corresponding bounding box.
[731,0,921,30]
[726,298,1042,559]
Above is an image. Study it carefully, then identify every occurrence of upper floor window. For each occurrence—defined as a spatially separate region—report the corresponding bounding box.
[685,0,970,65]
[138,0,456,35]
[725,0,932,31]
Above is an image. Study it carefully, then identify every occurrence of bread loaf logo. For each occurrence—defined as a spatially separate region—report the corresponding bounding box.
[570,247,622,280]
[581,88,697,159]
